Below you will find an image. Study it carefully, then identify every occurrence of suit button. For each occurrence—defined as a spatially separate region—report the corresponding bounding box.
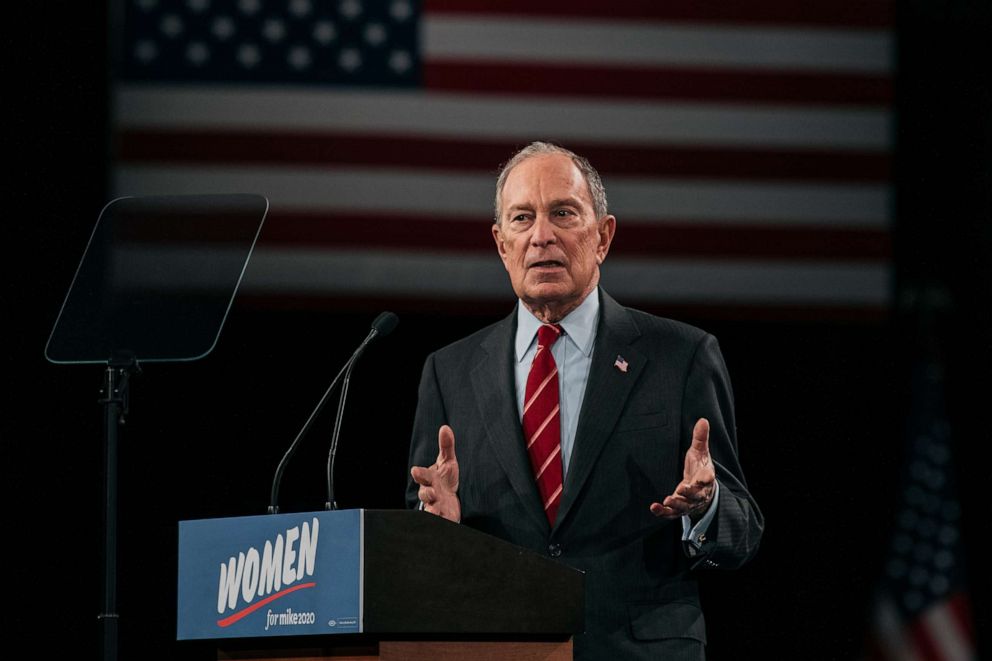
[548,543,562,558]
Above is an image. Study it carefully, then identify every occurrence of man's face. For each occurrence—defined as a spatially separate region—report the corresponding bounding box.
[493,153,615,320]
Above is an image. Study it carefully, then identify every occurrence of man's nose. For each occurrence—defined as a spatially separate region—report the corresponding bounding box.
[530,214,557,246]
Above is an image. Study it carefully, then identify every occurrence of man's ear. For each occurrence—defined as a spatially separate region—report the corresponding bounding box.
[492,222,508,262]
[596,215,617,264]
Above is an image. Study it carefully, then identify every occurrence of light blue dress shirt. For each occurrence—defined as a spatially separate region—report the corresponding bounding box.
[513,290,718,545]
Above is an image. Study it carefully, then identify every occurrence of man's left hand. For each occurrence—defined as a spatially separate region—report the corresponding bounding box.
[649,418,716,521]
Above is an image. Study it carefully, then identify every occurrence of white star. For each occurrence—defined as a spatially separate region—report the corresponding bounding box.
[340,0,362,20]
[288,46,312,70]
[134,39,158,63]
[313,21,337,45]
[187,0,209,12]
[186,42,210,66]
[338,48,361,71]
[929,574,949,595]
[289,0,312,17]
[212,16,235,40]
[160,14,184,38]
[263,18,286,42]
[136,0,158,11]
[238,0,261,15]
[389,0,411,21]
[237,43,261,68]
[364,22,386,46]
[388,49,411,73]
[933,549,954,569]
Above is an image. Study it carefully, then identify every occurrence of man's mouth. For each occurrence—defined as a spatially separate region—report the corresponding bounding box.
[529,260,565,268]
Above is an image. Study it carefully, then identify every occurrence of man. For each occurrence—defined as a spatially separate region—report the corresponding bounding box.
[407,142,763,659]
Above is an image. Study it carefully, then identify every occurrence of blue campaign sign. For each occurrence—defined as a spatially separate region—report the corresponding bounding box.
[178,509,363,640]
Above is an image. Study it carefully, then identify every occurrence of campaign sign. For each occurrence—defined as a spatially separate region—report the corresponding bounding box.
[178,509,362,640]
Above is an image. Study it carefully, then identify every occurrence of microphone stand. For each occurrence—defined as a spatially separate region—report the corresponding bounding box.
[268,327,375,515]
[325,351,358,511]
[268,312,397,515]
[326,312,397,510]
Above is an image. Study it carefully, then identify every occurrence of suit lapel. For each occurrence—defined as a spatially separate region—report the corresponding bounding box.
[470,308,548,532]
[555,290,645,530]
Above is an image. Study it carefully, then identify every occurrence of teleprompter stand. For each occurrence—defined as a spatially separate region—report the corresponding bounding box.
[45,194,268,661]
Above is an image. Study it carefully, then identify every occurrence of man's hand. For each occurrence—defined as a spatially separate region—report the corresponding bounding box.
[650,418,716,521]
[410,425,461,523]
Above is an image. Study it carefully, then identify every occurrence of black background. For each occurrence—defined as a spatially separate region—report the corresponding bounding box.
[5,3,989,659]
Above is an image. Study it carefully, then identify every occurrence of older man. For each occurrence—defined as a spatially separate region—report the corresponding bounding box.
[407,142,763,659]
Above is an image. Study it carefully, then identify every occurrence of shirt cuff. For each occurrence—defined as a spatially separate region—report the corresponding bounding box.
[681,480,720,554]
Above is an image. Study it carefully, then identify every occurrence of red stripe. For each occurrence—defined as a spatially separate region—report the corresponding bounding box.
[117,130,890,183]
[425,0,895,28]
[425,61,893,107]
[233,293,890,323]
[947,591,975,640]
[255,211,890,262]
[908,616,943,661]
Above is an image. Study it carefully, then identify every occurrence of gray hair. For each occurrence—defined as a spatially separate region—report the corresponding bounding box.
[493,141,608,224]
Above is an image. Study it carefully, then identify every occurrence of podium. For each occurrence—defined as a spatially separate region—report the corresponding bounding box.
[178,510,584,660]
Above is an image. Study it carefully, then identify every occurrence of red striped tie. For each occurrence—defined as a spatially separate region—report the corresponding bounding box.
[523,324,564,526]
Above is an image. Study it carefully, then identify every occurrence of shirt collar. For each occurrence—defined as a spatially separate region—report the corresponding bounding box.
[515,288,600,362]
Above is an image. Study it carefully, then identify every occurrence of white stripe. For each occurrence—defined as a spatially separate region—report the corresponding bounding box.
[527,405,560,450]
[535,444,562,481]
[425,16,892,73]
[114,166,889,226]
[873,598,923,661]
[523,368,558,415]
[234,249,890,306]
[602,257,889,305]
[116,88,891,150]
[544,483,563,510]
[922,602,973,661]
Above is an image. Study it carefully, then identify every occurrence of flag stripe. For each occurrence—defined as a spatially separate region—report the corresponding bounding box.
[118,129,890,184]
[922,601,973,661]
[909,618,945,661]
[873,598,923,661]
[947,592,975,640]
[114,166,889,226]
[115,88,892,150]
[424,60,892,107]
[424,15,892,72]
[425,0,895,29]
[244,211,890,262]
[225,248,890,305]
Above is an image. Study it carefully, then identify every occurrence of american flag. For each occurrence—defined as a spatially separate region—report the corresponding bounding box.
[113,0,893,318]
[865,360,976,661]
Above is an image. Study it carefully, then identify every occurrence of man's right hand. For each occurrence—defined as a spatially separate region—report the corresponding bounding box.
[410,425,461,523]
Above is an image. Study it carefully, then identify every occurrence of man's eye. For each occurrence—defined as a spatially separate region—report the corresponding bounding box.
[555,209,574,217]
[512,214,530,222]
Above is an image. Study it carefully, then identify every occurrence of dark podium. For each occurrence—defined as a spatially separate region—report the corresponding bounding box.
[191,510,584,661]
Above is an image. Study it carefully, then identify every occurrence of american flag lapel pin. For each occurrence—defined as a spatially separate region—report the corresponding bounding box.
[614,355,629,373]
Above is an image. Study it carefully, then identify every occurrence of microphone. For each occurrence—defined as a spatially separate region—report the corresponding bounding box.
[268,311,399,514]
[325,311,398,510]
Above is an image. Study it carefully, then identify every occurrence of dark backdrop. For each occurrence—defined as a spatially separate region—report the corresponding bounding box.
[5,3,988,659]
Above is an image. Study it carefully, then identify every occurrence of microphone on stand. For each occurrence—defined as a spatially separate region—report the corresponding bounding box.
[268,311,399,514]
[325,311,398,510]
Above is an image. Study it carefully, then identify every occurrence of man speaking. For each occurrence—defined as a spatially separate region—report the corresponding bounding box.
[407,142,763,659]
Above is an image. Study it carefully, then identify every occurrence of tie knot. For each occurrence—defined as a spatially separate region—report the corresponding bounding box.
[537,324,562,348]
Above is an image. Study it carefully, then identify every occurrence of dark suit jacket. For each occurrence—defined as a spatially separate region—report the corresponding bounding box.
[407,290,763,659]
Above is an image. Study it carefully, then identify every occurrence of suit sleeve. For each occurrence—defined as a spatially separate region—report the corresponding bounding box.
[405,352,449,509]
[682,333,764,570]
